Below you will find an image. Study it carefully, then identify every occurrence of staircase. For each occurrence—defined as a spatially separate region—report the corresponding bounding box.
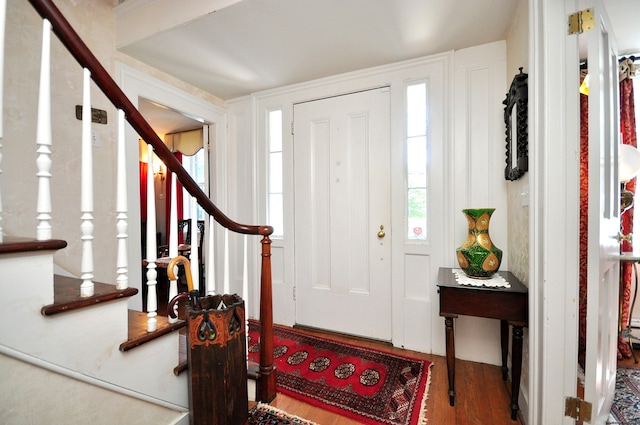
[0,1,275,423]
[0,237,190,424]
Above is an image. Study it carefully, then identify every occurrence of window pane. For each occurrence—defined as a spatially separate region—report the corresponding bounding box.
[407,173,426,188]
[407,188,427,240]
[181,150,206,220]
[406,83,428,241]
[269,152,283,193]
[407,84,427,137]
[268,108,284,239]
[268,193,284,237]
[407,136,427,177]
[269,110,283,152]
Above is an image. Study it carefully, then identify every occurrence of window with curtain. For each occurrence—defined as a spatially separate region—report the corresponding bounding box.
[164,128,206,221]
[182,149,205,220]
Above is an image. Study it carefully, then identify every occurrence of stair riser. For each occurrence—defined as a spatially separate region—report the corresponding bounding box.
[0,252,189,409]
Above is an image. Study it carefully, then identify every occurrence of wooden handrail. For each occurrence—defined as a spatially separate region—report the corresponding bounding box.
[26,0,276,402]
[26,0,272,237]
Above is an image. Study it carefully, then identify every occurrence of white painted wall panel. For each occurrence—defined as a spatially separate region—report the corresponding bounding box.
[245,43,507,363]
[443,40,509,365]
[404,253,431,301]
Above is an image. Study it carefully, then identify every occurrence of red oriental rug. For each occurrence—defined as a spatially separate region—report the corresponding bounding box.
[248,321,432,425]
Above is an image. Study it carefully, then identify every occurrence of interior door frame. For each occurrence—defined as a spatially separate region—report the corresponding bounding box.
[117,62,226,310]
[253,55,449,352]
[529,0,583,424]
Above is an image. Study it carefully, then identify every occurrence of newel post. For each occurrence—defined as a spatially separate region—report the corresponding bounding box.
[257,233,276,402]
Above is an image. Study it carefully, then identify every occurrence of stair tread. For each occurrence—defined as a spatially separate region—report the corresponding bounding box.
[120,309,185,352]
[0,236,67,255]
[41,275,138,316]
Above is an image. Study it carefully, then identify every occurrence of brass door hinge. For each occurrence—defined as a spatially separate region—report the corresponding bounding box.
[565,396,592,421]
[568,8,594,35]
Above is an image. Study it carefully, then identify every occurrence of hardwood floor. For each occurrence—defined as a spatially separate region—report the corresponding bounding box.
[251,326,524,425]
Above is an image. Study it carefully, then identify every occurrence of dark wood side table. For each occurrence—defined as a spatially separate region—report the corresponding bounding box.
[437,267,528,421]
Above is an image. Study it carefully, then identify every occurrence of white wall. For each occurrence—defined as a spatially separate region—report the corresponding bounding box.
[3,0,223,288]
[446,41,511,364]
[228,41,511,364]
[504,1,530,420]
[0,354,187,425]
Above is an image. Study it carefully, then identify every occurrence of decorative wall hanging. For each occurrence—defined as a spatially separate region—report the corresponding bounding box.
[504,68,528,181]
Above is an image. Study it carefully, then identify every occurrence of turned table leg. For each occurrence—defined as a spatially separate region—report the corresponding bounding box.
[510,325,524,421]
[444,316,456,406]
[500,320,509,381]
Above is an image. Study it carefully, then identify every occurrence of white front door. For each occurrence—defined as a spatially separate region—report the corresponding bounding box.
[293,88,392,340]
[584,0,620,422]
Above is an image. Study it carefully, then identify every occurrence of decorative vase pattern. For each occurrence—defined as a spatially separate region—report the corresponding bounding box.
[456,208,502,278]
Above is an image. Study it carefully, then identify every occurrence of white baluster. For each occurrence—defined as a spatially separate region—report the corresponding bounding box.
[207,215,215,295]
[146,146,158,332]
[0,138,3,243]
[224,228,230,294]
[190,198,199,290]
[36,19,52,241]
[115,109,128,290]
[168,172,178,323]
[243,234,249,365]
[0,0,5,139]
[0,0,6,242]
[79,68,94,297]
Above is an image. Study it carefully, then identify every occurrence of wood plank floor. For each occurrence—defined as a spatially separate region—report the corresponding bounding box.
[251,326,524,425]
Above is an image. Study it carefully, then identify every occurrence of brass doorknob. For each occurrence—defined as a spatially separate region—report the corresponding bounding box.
[377,225,386,238]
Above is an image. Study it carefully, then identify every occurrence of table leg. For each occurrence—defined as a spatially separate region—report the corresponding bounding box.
[500,320,509,381]
[445,316,456,406]
[510,325,524,421]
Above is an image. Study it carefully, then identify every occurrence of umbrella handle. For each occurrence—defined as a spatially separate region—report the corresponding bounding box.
[167,255,195,292]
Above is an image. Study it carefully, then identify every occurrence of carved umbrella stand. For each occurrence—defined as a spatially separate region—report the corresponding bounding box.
[168,257,248,425]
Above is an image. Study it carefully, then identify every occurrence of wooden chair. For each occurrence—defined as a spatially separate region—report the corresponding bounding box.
[176,219,205,291]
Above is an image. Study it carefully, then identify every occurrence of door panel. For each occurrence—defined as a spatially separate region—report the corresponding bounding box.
[293,88,391,340]
[584,1,620,422]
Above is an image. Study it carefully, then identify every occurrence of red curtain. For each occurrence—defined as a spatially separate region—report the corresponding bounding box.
[578,91,589,368]
[165,152,184,245]
[619,77,637,359]
[580,71,637,363]
[139,162,148,221]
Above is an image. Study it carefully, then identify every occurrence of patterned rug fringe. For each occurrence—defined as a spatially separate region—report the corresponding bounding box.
[249,403,318,425]
[416,362,433,425]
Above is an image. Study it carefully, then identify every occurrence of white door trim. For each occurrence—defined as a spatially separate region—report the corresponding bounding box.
[252,54,449,351]
[529,0,581,424]
[116,62,226,310]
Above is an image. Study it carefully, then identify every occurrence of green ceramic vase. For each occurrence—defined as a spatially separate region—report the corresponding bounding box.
[456,208,502,278]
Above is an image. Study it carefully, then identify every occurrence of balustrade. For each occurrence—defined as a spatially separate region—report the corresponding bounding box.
[3,0,277,403]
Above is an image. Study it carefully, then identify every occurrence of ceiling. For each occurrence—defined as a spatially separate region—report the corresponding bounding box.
[119,0,522,101]
[128,0,640,134]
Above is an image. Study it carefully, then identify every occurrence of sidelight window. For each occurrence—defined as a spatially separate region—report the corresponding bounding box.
[406,83,428,241]
[267,109,284,238]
